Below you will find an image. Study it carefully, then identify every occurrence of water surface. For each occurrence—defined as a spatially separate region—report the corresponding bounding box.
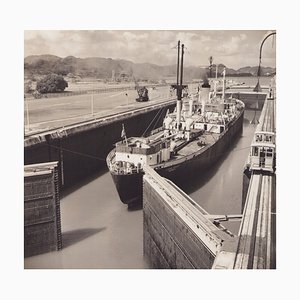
[25,77,266,268]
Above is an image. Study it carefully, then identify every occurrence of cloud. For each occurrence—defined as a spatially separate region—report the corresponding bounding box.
[24,30,276,68]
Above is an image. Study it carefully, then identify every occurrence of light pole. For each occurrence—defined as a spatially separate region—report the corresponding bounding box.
[252,31,276,124]
[91,81,94,116]
[254,31,276,93]
[25,95,30,132]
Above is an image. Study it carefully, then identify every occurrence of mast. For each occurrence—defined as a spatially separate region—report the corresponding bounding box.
[209,56,213,78]
[176,42,184,129]
[180,44,184,92]
[176,40,180,97]
[222,67,226,100]
[214,64,218,95]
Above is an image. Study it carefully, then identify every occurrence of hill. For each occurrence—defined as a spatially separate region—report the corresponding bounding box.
[237,66,276,76]
[24,55,276,81]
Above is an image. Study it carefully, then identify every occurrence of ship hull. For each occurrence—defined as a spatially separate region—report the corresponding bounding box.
[110,171,143,207]
[156,110,244,182]
[108,109,244,207]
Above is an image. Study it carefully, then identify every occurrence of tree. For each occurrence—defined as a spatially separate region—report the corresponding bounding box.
[24,80,33,94]
[53,62,74,75]
[36,73,68,94]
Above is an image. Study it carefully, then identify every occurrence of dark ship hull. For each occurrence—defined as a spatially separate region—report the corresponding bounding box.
[110,171,143,208]
[107,109,244,207]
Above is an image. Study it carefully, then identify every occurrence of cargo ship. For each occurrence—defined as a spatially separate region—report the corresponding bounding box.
[106,41,245,208]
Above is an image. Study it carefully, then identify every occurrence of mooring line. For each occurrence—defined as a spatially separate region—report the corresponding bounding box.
[48,143,107,162]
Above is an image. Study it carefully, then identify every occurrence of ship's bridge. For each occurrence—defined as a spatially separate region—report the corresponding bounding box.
[115,137,170,156]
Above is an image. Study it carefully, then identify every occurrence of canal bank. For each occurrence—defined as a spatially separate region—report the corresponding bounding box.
[24,110,260,268]
[25,99,176,189]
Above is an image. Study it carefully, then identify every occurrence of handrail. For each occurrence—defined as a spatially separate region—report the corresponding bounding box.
[143,165,223,247]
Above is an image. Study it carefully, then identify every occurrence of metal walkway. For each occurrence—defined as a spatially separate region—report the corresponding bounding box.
[233,173,276,268]
[213,78,276,269]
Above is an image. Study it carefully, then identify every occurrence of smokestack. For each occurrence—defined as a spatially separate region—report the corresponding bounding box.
[200,80,211,115]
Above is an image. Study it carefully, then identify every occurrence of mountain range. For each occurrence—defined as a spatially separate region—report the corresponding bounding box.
[24,55,276,81]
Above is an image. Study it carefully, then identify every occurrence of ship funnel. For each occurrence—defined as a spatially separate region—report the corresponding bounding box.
[200,81,211,115]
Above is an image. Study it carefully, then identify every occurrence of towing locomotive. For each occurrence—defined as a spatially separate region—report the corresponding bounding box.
[249,84,276,173]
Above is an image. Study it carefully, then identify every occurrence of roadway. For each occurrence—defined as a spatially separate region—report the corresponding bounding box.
[24,86,171,134]
[24,84,202,135]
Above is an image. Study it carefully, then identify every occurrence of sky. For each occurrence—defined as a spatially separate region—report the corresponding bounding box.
[24,30,276,70]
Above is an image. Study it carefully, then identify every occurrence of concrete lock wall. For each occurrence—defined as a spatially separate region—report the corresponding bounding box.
[24,162,62,257]
[226,92,267,110]
[143,178,217,269]
[24,102,175,189]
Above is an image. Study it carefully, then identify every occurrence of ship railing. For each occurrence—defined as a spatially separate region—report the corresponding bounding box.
[205,119,223,125]
[112,162,142,175]
[149,126,164,136]
[235,99,245,110]
[106,149,116,166]
[116,145,160,156]
[207,125,219,132]
[108,148,144,174]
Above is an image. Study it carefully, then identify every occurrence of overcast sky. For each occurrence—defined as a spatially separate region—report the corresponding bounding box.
[24,30,276,69]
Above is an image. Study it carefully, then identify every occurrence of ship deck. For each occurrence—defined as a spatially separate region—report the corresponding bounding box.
[176,132,219,157]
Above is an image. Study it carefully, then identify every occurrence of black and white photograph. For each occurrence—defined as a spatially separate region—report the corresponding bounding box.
[1,0,299,299]
[23,29,276,269]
